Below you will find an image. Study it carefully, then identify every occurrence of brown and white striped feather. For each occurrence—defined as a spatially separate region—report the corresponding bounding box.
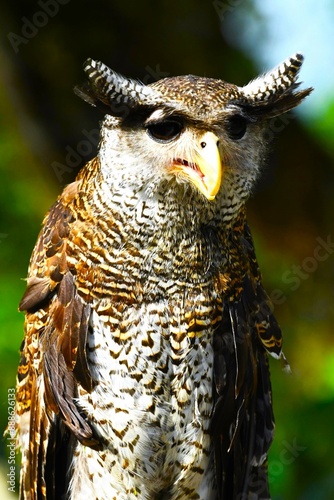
[16,155,282,500]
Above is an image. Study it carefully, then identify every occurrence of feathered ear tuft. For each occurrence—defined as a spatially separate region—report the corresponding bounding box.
[74,58,164,116]
[239,53,313,118]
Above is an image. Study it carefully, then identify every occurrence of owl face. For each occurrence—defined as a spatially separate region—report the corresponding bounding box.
[77,55,312,218]
[98,101,264,207]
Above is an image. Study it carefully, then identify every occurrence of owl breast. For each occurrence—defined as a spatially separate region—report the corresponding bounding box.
[70,287,222,500]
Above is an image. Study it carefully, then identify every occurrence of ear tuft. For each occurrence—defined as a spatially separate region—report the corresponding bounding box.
[240,53,313,117]
[74,58,164,115]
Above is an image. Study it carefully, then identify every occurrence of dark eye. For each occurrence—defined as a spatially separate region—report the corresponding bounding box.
[226,114,248,140]
[146,120,183,143]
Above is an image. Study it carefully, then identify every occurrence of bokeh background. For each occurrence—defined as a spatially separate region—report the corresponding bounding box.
[1,1,333,498]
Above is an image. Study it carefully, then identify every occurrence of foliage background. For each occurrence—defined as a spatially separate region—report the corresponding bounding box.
[0,1,333,498]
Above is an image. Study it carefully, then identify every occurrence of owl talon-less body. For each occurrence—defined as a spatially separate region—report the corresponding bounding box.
[16,54,312,499]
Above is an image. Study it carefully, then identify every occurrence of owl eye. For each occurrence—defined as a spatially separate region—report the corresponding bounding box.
[146,119,183,143]
[226,114,248,140]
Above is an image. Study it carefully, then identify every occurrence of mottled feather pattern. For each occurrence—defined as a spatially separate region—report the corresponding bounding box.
[77,58,164,111]
[242,53,305,100]
[15,55,312,499]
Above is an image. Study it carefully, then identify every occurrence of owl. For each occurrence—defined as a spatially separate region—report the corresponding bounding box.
[15,53,312,499]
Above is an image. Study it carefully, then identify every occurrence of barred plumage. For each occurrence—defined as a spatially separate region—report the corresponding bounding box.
[15,54,312,499]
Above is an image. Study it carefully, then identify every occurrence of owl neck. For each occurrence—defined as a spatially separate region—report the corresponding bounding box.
[76,158,248,282]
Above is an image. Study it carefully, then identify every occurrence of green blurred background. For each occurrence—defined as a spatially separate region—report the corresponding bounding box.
[0,1,333,498]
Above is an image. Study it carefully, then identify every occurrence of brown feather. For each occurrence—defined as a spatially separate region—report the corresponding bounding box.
[19,277,52,312]
[15,173,101,498]
[211,218,278,499]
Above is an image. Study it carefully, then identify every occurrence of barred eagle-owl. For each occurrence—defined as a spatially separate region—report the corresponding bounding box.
[16,53,312,499]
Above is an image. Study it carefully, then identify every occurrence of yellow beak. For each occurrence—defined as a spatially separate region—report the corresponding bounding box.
[172,132,222,201]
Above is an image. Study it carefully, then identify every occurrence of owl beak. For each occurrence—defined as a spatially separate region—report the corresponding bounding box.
[194,132,222,200]
[172,132,222,201]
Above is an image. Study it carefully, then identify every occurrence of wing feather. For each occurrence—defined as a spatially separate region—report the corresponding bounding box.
[16,169,101,499]
[212,220,283,499]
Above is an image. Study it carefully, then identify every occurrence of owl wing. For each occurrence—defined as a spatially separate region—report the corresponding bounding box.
[16,169,101,500]
[211,222,284,499]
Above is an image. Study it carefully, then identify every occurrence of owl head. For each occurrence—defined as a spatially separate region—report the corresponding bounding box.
[75,54,312,222]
